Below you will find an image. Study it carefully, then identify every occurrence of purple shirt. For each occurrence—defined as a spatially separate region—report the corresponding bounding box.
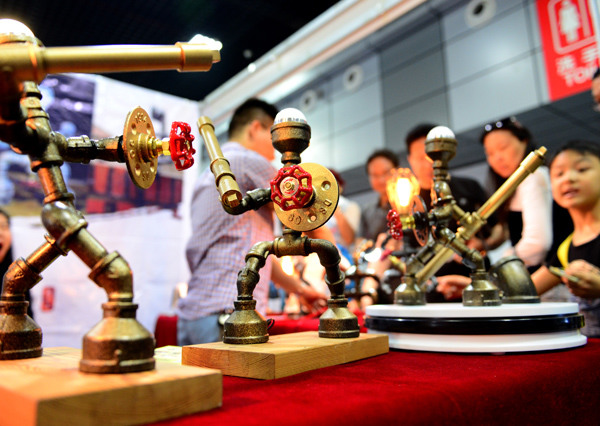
[177,142,276,319]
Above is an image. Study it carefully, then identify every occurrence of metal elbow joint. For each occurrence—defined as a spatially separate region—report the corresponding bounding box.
[223,188,272,215]
[89,252,134,302]
[307,238,345,296]
[41,200,133,301]
[237,241,273,298]
[41,200,87,252]
[1,259,38,300]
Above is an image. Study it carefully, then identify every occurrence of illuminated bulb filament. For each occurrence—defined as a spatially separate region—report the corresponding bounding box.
[395,178,413,207]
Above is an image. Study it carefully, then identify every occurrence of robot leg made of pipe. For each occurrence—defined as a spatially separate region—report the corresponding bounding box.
[41,199,154,373]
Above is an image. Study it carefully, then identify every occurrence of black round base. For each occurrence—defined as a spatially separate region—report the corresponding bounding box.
[365,313,584,335]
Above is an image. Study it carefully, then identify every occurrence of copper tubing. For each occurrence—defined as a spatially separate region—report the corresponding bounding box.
[0,42,220,84]
[197,116,243,209]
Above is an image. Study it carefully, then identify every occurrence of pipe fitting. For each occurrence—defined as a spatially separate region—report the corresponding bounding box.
[307,238,344,296]
[41,200,87,251]
[89,252,133,302]
[237,241,273,298]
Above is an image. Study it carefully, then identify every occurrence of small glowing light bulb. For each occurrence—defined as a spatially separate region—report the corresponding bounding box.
[426,126,455,141]
[274,108,307,125]
[0,19,35,37]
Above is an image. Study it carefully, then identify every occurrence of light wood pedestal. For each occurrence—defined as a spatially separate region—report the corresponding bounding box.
[0,346,222,426]
[182,331,389,380]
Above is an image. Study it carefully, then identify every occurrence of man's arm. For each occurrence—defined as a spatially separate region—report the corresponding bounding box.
[270,257,327,307]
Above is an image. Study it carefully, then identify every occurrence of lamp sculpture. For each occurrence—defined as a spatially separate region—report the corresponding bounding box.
[0,19,219,373]
[387,126,546,306]
[198,108,360,344]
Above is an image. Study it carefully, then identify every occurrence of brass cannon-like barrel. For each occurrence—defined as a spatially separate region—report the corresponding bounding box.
[0,42,220,83]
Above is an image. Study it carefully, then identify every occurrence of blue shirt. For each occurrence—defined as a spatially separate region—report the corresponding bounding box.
[177,142,276,319]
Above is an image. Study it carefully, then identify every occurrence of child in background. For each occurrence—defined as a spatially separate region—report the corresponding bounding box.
[437,140,600,337]
[531,140,600,337]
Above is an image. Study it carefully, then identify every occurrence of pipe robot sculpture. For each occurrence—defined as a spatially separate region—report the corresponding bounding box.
[388,126,546,306]
[0,19,219,373]
[198,109,360,344]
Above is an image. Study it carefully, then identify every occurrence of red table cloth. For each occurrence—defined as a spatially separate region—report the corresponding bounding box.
[151,337,600,426]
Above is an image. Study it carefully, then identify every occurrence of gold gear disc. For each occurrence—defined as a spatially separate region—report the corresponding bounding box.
[274,163,339,232]
[122,106,157,189]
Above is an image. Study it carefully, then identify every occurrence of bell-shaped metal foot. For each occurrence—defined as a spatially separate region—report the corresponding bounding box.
[394,279,426,305]
[489,256,540,303]
[223,299,269,344]
[0,300,42,360]
[319,297,359,338]
[79,302,155,374]
[462,271,501,306]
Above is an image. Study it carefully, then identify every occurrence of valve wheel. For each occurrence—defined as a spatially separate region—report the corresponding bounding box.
[270,165,313,211]
[411,196,429,246]
[169,121,196,170]
[386,210,403,240]
[272,163,338,232]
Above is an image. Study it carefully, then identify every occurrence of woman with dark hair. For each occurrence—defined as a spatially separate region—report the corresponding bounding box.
[0,209,34,318]
[479,117,555,272]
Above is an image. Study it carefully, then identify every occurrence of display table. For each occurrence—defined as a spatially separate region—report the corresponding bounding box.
[150,338,600,425]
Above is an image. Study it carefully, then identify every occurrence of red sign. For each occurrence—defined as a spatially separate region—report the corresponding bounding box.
[537,0,599,100]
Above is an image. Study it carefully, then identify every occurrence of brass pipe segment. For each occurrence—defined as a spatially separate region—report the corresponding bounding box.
[198,116,243,209]
[0,42,220,84]
[478,147,546,219]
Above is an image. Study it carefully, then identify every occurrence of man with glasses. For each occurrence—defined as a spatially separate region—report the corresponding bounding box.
[357,149,399,244]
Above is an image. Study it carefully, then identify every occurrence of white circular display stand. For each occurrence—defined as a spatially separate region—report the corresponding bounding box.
[365,303,586,353]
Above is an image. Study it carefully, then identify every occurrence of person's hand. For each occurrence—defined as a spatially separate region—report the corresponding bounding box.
[466,236,487,255]
[298,284,328,313]
[564,260,600,299]
[436,275,471,300]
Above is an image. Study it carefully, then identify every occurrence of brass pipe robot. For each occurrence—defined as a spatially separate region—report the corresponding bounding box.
[199,109,360,344]
[388,126,546,306]
[0,19,219,373]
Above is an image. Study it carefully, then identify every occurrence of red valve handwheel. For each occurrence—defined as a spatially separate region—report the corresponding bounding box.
[386,209,404,240]
[169,121,196,170]
[270,165,313,210]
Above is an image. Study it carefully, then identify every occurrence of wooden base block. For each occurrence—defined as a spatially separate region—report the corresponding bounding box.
[182,331,389,380]
[0,347,222,426]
